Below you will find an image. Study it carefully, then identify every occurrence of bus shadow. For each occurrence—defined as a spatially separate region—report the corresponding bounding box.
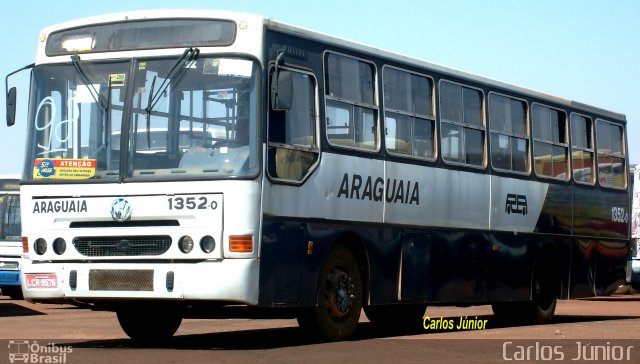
[580,296,640,302]
[0,302,46,317]
[67,313,640,351]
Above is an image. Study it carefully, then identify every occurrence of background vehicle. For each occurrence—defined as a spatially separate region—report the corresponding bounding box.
[631,165,639,289]
[6,10,630,341]
[0,176,23,299]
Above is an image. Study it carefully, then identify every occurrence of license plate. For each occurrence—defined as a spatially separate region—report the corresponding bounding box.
[25,273,58,289]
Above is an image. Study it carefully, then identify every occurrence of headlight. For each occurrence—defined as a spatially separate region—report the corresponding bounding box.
[53,238,67,255]
[34,238,47,255]
[178,236,194,254]
[200,236,216,253]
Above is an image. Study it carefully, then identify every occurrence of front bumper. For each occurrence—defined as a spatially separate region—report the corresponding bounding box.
[631,258,640,283]
[0,270,21,287]
[21,258,259,305]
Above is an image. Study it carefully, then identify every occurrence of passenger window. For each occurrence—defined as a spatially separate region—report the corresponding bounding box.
[383,66,435,159]
[268,69,319,181]
[570,113,595,184]
[325,53,378,151]
[489,93,529,173]
[439,80,485,166]
[596,119,626,189]
[532,104,568,180]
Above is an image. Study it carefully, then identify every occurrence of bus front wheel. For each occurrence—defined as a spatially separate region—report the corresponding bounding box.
[297,245,363,341]
[116,303,183,344]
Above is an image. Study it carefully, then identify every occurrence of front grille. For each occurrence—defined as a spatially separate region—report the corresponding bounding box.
[0,261,19,270]
[89,269,153,291]
[73,236,171,257]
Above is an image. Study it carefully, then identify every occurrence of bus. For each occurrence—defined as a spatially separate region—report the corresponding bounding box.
[0,176,23,299]
[631,165,640,289]
[6,10,630,342]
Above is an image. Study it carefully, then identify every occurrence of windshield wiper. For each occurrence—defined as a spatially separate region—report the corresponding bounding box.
[144,47,199,148]
[71,55,108,111]
[71,55,111,162]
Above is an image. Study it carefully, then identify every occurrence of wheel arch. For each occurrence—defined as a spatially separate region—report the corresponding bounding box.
[296,230,369,340]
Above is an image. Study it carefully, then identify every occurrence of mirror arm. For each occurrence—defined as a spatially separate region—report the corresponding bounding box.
[273,50,285,89]
[5,63,34,99]
[271,51,285,109]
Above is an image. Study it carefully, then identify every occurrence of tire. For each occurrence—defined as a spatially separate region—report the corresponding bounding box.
[2,287,24,300]
[297,245,363,341]
[364,303,427,331]
[529,260,557,324]
[116,303,183,344]
[492,255,558,325]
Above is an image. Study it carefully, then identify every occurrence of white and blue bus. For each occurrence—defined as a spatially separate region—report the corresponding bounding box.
[0,175,23,299]
[6,10,630,341]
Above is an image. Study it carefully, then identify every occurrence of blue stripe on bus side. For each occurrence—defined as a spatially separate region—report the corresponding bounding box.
[258,215,628,307]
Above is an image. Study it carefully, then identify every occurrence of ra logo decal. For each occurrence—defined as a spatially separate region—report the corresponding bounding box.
[505,193,528,215]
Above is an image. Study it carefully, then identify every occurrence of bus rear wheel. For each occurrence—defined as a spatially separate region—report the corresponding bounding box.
[492,257,558,325]
[116,303,183,344]
[297,245,363,341]
[529,261,558,324]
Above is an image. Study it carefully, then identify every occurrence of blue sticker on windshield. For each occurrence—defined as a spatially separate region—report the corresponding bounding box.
[35,159,56,178]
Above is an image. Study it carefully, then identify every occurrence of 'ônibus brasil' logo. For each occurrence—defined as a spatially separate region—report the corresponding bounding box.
[111,198,133,222]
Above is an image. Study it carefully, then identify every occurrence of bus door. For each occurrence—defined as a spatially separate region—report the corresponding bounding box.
[263,63,320,304]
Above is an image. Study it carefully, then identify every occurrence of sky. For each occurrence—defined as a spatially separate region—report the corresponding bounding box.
[0,0,638,175]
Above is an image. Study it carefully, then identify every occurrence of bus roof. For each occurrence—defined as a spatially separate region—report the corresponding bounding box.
[0,174,20,181]
[267,19,626,122]
[38,9,625,122]
[38,9,265,36]
[0,175,20,192]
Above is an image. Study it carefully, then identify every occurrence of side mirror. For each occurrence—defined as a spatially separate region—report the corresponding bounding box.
[6,87,16,127]
[270,70,292,111]
[5,63,35,127]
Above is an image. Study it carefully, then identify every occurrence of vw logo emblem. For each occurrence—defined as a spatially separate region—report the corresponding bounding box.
[111,197,133,222]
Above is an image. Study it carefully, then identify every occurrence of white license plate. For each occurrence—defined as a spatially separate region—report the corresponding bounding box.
[25,273,58,288]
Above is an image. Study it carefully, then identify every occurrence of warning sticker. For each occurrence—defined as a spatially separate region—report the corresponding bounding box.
[33,158,96,179]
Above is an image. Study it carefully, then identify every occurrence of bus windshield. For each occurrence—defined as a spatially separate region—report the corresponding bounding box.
[0,193,20,240]
[26,56,259,181]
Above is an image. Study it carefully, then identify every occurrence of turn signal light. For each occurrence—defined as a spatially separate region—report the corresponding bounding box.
[229,235,253,253]
[22,237,29,253]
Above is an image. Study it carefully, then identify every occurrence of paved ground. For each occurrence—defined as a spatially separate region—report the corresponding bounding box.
[1,293,640,363]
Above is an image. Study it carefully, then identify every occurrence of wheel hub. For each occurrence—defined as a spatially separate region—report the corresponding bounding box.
[324,268,355,318]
